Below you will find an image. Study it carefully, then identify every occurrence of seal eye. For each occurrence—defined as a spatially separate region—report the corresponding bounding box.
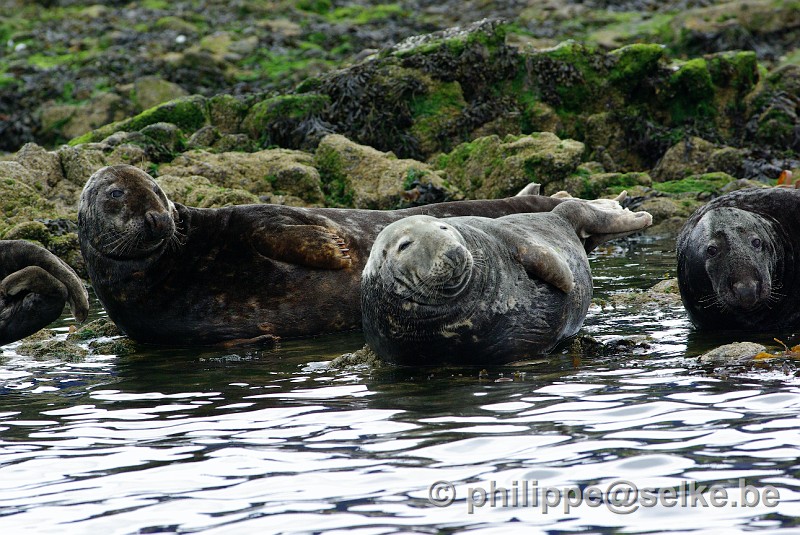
[109,189,124,199]
[706,245,718,257]
[398,241,412,252]
[751,238,762,249]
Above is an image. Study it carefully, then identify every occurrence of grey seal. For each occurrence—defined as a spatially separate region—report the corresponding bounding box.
[1,240,89,345]
[677,187,800,331]
[77,164,595,346]
[361,198,653,365]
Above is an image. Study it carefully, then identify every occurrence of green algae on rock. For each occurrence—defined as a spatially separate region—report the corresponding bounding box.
[435,132,584,197]
[315,134,455,208]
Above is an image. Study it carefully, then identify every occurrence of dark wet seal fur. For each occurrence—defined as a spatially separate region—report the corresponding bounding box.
[1,240,89,345]
[77,164,597,346]
[677,187,800,331]
[361,199,653,365]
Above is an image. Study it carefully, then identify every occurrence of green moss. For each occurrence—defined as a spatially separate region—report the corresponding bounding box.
[653,172,734,194]
[409,80,466,154]
[2,221,51,244]
[707,51,758,91]
[314,142,355,207]
[538,41,608,113]
[296,0,332,13]
[241,93,329,139]
[609,44,664,94]
[125,95,208,132]
[143,0,169,9]
[668,58,715,123]
[327,4,406,24]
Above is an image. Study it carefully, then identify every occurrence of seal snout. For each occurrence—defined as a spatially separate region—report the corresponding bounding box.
[730,279,762,309]
[144,210,174,241]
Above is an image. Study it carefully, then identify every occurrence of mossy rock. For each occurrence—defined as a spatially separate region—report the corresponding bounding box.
[315,133,454,208]
[67,318,123,342]
[652,172,737,194]
[409,78,467,156]
[554,171,652,198]
[133,76,190,111]
[608,44,665,96]
[0,176,59,237]
[89,338,138,356]
[159,148,324,202]
[2,221,51,245]
[16,339,88,361]
[209,94,249,134]
[651,137,745,182]
[156,175,260,208]
[241,93,330,148]
[70,95,209,146]
[667,58,715,124]
[436,132,585,198]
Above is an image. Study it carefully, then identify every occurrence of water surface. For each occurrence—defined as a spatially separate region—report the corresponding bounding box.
[1,233,799,534]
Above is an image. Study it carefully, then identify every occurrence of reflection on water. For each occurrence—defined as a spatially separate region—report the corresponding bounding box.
[1,234,799,534]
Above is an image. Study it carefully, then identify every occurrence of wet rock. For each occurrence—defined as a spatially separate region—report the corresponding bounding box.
[698,342,767,365]
[601,278,684,308]
[436,132,584,198]
[133,75,189,111]
[329,345,383,369]
[159,148,324,203]
[315,134,453,208]
[139,122,185,161]
[156,174,260,208]
[651,137,745,182]
[17,338,88,361]
[67,318,123,342]
[89,338,138,356]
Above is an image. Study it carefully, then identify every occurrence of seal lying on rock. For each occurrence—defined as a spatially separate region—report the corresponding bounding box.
[1,240,89,345]
[361,198,653,365]
[77,164,623,346]
[677,187,800,331]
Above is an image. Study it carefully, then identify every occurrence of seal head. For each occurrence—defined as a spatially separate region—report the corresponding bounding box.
[79,165,179,259]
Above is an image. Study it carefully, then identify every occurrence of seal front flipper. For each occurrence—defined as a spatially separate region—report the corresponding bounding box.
[251,224,353,269]
[514,244,575,293]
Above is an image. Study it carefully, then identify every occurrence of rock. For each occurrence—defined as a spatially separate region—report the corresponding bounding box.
[58,145,109,188]
[436,132,584,198]
[208,94,249,134]
[159,148,325,203]
[637,196,700,225]
[745,64,800,152]
[651,137,745,182]
[89,338,138,356]
[16,338,88,361]
[315,134,454,208]
[13,143,78,207]
[698,342,767,365]
[40,92,128,141]
[550,170,652,198]
[133,75,189,111]
[139,122,185,161]
[241,94,331,149]
[329,345,383,369]
[70,95,209,145]
[67,318,123,342]
[156,174,260,208]
[602,278,683,308]
[0,171,58,237]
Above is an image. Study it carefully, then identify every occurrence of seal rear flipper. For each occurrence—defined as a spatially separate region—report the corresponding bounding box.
[252,224,352,269]
[515,244,575,293]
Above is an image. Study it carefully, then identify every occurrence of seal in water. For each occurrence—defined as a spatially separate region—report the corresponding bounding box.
[361,197,653,365]
[677,187,800,331]
[77,164,618,346]
[1,240,89,345]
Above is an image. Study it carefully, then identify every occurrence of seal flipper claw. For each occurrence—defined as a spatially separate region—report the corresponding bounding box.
[515,244,575,293]
[252,225,353,269]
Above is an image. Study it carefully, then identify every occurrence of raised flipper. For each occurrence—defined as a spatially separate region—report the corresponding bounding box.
[1,240,89,323]
[515,182,541,196]
[554,193,652,251]
[251,224,352,269]
[514,243,575,293]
